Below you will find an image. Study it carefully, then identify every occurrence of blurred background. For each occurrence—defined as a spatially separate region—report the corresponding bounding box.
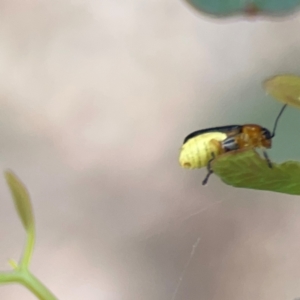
[0,0,300,299]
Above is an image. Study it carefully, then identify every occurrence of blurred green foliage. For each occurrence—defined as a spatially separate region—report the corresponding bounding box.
[185,0,300,17]
[264,74,300,109]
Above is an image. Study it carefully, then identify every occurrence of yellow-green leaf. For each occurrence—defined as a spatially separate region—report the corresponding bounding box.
[263,74,300,109]
[4,170,35,232]
[212,149,300,195]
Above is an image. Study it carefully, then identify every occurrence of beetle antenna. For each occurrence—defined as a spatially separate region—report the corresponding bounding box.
[271,104,287,137]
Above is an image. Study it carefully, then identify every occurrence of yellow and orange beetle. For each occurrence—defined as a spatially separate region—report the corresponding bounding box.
[179,104,287,185]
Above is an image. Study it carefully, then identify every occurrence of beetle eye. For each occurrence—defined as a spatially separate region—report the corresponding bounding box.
[262,128,272,139]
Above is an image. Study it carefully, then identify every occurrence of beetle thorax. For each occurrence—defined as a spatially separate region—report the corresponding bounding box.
[236,125,272,149]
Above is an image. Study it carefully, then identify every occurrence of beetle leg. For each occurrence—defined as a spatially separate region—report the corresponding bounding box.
[202,152,215,185]
[263,150,272,168]
[202,169,213,185]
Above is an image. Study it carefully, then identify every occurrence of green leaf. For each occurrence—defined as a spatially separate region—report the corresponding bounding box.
[4,170,35,232]
[212,149,300,195]
[263,74,300,109]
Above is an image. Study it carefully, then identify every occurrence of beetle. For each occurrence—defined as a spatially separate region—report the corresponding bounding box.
[179,104,287,185]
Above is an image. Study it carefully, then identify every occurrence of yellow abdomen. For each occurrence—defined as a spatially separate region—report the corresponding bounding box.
[179,132,226,169]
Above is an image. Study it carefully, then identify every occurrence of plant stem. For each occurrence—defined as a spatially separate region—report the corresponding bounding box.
[0,271,20,284]
[17,269,58,300]
[20,227,35,268]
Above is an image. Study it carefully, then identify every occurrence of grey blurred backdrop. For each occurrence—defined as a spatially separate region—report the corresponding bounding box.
[0,1,300,300]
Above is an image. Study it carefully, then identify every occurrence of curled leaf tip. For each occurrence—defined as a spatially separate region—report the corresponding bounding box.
[4,170,35,232]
